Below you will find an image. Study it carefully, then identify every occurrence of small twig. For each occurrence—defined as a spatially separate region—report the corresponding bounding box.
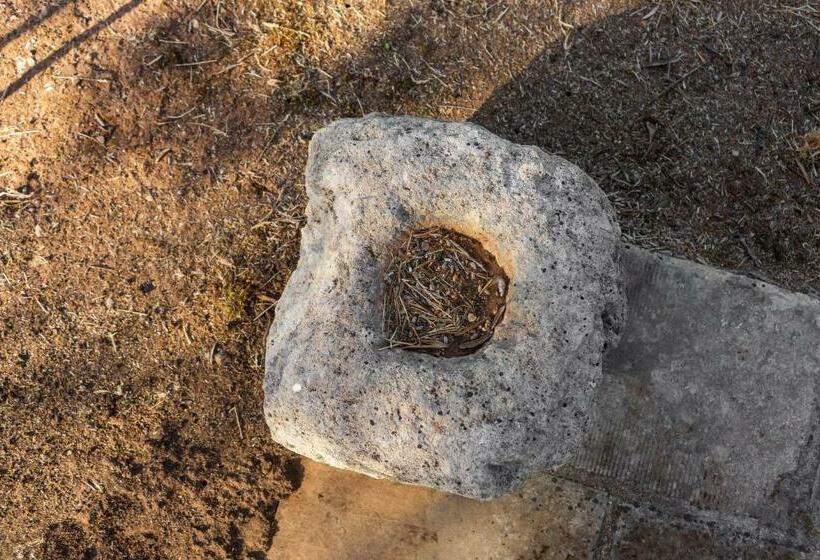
[191,122,228,137]
[655,63,706,98]
[115,308,148,317]
[52,75,110,83]
[253,301,277,322]
[0,190,33,203]
[182,323,193,345]
[163,106,196,120]
[231,406,244,439]
[174,59,217,67]
[75,132,105,145]
[739,236,763,268]
[155,148,172,163]
[0,129,40,139]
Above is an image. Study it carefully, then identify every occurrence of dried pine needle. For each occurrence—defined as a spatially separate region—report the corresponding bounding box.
[382,227,508,357]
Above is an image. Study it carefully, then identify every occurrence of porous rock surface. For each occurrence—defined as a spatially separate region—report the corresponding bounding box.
[264,115,625,499]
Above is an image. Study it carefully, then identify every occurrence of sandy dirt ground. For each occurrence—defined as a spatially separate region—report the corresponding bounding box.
[271,460,606,560]
[1,0,817,558]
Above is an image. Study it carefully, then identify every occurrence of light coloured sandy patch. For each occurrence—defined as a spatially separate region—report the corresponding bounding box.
[271,460,606,560]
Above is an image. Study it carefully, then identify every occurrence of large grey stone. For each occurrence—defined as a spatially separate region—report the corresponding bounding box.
[264,115,625,499]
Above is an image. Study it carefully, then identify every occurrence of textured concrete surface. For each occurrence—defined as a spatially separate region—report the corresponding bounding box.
[566,245,820,536]
[605,507,809,560]
[265,115,625,499]
[271,460,608,560]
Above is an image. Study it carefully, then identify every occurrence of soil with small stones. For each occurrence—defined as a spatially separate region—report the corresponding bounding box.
[383,227,508,358]
[0,0,817,558]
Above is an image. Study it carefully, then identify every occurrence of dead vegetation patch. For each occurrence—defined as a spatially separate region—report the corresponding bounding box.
[798,130,820,163]
[382,227,508,358]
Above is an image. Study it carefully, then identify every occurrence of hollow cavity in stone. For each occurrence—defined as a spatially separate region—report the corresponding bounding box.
[382,226,509,357]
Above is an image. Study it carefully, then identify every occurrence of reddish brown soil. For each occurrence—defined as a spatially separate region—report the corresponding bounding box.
[1,0,817,558]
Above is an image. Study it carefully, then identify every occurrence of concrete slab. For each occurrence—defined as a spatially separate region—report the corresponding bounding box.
[606,506,809,559]
[565,246,820,531]
[271,460,607,559]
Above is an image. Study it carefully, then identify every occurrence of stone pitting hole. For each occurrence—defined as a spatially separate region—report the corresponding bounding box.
[382,226,508,357]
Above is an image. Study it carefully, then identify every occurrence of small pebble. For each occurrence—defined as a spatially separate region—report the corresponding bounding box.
[467,313,477,322]
[213,346,227,366]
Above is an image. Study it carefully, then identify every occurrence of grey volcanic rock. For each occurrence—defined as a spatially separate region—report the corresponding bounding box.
[264,115,625,499]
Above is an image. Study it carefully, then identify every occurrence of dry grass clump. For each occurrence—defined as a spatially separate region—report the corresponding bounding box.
[382,227,508,357]
[798,130,820,162]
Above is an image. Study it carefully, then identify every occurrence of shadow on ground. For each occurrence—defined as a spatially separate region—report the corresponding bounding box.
[472,1,819,291]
